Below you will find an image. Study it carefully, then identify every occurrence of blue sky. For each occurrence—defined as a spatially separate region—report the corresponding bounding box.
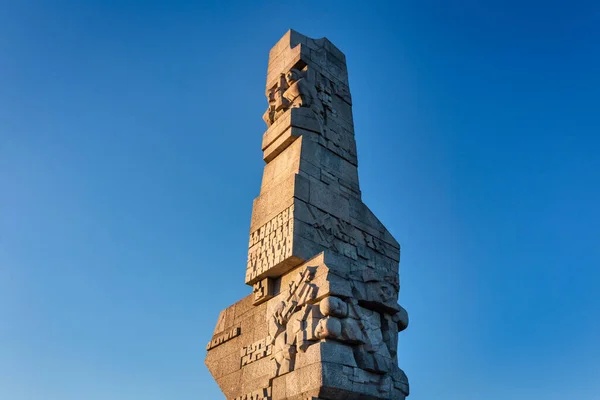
[1,1,599,399]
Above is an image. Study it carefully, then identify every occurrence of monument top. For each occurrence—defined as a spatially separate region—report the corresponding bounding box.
[265,29,351,103]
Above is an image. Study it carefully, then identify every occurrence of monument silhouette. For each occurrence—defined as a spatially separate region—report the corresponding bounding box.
[205,30,409,400]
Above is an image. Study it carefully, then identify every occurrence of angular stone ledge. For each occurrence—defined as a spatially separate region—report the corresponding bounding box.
[262,108,322,163]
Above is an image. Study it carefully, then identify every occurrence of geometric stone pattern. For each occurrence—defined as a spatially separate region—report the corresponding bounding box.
[206,29,409,399]
[206,326,241,351]
[247,204,295,283]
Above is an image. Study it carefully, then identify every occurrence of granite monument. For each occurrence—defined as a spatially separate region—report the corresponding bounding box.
[205,29,409,400]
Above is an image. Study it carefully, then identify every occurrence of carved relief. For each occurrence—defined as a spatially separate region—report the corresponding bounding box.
[233,387,272,400]
[268,267,319,376]
[342,365,409,396]
[364,232,385,254]
[284,69,322,113]
[247,205,295,282]
[315,295,409,396]
[304,204,360,260]
[263,67,324,132]
[299,204,400,269]
[262,63,356,168]
[361,269,401,313]
[255,283,408,394]
[312,210,357,247]
[315,298,391,370]
[253,277,275,305]
[206,326,241,351]
[324,124,357,165]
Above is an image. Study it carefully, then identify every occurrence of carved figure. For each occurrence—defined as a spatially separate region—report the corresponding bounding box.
[262,73,290,126]
[268,267,318,376]
[263,68,325,133]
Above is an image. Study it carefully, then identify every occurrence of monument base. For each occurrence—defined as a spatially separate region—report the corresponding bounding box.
[206,252,409,400]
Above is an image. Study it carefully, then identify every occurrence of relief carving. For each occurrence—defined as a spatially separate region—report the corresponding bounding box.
[263,67,325,133]
[301,204,400,267]
[305,204,359,261]
[247,205,295,282]
[315,295,409,396]
[342,365,409,396]
[206,326,241,351]
[256,264,407,391]
[251,280,409,395]
[241,337,273,367]
[268,266,318,376]
[253,277,275,305]
[233,387,272,400]
[312,210,357,247]
[361,269,401,314]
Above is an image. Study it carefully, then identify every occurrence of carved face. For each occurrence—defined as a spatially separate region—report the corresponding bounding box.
[365,279,399,310]
[378,282,396,303]
[266,87,276,103]
[319,296,348,318]
[286,69,301,84]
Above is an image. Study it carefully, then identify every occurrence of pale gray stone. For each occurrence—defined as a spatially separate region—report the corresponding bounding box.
[205,29,409,399]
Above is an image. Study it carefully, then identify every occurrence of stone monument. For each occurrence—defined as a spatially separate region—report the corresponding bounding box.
[205,30,409,400]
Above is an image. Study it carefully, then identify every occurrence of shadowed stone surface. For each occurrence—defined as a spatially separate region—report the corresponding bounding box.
[205,29,409,400]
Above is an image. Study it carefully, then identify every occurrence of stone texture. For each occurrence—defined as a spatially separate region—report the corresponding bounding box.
[205,29,409,399]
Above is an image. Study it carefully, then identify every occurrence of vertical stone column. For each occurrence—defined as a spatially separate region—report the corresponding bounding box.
[206,30,409,400]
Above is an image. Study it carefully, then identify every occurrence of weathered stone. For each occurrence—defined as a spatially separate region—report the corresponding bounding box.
[253,278,276,305]
[205,29,409,399]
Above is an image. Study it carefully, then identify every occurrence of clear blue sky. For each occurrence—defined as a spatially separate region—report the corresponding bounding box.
[1,1,599,399]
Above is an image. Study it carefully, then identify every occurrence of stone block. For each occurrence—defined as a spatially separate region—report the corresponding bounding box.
[308,178,350,222]
[296,362,324,395]
[260,136,302,194]
[298,158,321,180]
[262,107,322,154]
[233,294,255,321]
[215,369,242,399]
[246,205,327,285]
[318,340,357,368]
[253,277,276,305]
[299,139,359,188]
[206,350,241,379]
[212,306,235,336]
[249,178,295,233]
[271,375,287,399]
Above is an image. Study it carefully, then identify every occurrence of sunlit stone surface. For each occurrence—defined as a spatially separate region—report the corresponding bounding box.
[205,29,409,400]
